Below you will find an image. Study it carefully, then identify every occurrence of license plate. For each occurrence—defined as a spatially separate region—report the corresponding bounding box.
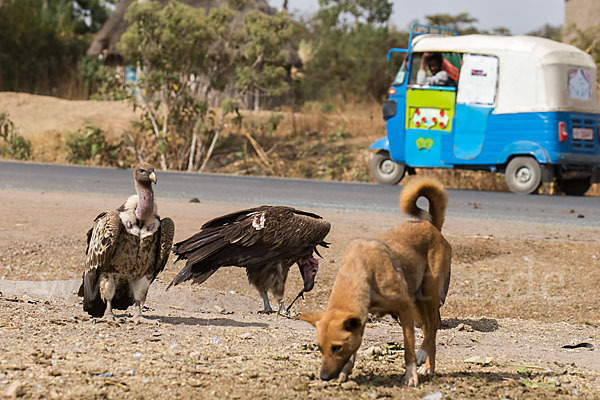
[573,128,594,140]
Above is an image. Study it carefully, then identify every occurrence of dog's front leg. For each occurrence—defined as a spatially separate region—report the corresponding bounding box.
[337,353,356,382]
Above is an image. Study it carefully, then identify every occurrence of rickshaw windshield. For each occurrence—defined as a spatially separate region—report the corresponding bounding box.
[392,56,408,86]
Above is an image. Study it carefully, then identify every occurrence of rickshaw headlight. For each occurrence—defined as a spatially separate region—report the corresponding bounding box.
[558,122,568,142]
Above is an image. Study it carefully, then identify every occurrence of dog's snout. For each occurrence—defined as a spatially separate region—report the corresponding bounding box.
[320,371,335,381]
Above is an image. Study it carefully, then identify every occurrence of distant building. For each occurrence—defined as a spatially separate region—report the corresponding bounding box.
[564,0,600,40]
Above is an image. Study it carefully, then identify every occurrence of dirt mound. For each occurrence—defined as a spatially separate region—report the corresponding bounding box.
[0,92,137,138]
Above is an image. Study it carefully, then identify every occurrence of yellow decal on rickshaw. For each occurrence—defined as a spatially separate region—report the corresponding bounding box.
[416,137,434,150]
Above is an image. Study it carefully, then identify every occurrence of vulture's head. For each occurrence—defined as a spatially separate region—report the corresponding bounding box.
[134,162,157,185]
[297,256,319,292]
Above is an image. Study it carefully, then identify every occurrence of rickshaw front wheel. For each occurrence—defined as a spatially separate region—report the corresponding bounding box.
[370,150,406,185]
[556,177,591,196]
[505,157,542,195]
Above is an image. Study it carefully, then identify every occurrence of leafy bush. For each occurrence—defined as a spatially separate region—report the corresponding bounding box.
[64,124,120,165]
[0,113,31,160]
[77,56,128,100]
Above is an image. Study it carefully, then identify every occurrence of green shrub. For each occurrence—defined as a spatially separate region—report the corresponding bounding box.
[0,112,31,160]
[64,124,119,165]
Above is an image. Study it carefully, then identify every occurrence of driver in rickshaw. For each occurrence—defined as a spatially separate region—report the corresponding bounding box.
[417,52,451,86]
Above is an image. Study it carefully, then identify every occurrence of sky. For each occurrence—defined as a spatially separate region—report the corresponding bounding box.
[267,0,565,35]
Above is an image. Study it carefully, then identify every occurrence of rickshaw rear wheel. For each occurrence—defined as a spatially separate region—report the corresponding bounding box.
[370,150,406,185]
[556,177,591,196]
[505,157,542,194]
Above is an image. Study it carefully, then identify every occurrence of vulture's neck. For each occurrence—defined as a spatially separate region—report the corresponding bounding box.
[134,181,154,220]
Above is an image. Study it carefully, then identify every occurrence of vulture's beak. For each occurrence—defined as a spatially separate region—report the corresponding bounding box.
[298,257,318,292]
[149,170,157,184]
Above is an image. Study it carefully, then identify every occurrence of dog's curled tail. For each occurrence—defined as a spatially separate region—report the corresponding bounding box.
[400,177,448,230]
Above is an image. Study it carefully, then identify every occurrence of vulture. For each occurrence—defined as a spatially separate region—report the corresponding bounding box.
[78,162,174,322]
[167,206,331,314]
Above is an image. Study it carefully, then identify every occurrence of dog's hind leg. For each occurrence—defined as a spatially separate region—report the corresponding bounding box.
[417,247,450,375]
[398,309,418,386]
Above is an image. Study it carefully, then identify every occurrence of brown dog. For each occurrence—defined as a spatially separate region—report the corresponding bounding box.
[300,177,451,386]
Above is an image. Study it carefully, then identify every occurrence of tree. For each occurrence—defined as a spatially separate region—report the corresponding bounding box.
[317,0,393,27]
[234,10,297,110]
[527,24,562,42]
[0,0,114,94]
[118,1,294,171]
[424,13,479,34]
[299,0,403,102]
[119,1,239,171]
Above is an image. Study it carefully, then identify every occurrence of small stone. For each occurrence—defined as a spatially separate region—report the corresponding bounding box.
[341,381,359,390]
[456,323,473,332]
[189,198,201,203]
[293,382,309,391]
[421,390,443,400]
[213,305,225,313]
[5,380,25,398]
[365,345,383,355]
[239,333,253,340]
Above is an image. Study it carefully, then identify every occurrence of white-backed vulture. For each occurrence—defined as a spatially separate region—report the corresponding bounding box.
[78,162,174,322]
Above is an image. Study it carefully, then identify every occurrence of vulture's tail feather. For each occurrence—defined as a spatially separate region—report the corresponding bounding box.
[169,229,230,290]
[172,230,221,257]
[166,262,220,290]
[80,270,107,318]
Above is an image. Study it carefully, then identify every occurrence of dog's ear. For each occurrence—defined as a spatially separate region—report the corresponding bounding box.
[299,312,323,327]
[342,316,363,332]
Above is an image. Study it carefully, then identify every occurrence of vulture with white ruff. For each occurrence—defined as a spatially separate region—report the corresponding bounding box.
[167,206,330,314]
[78,162,174,322]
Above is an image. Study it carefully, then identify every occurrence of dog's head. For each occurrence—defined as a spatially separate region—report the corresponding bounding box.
[300,310,365,381]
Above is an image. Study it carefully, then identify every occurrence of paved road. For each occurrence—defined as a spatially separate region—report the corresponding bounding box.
[1,160,599,226]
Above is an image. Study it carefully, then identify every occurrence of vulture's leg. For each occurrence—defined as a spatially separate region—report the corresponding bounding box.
[272,266,289,316]
[257,291,274,314]
[100,274,116,322]
[130,275,158,324]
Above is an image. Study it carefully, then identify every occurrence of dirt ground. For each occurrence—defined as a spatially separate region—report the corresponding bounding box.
[0,187,599,399]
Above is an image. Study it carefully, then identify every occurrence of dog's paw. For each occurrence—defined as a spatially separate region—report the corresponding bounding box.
[416,348,428,366]
[337,372,349,383]
[417,365,434,376]
[402,363,419,386]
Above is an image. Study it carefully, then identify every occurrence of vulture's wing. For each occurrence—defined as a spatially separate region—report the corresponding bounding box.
[260,207,331,253]
[85,211,122,272]
[168,209,268,288]
[168,206,330,289]
[79,211,122,317]
[200,206,266,229]
[152,217,174,282]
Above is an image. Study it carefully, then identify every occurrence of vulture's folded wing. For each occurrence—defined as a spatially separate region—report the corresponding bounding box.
[85,210,122,272]
[152,217,174,281]
[80,210,122,317]
[200,206,264,229]
[261,208,331,252]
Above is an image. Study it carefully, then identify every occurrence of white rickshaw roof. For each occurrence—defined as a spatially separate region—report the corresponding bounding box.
[412,34,600,114]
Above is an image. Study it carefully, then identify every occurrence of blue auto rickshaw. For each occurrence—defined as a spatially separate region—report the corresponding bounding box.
[370,24,600,195]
